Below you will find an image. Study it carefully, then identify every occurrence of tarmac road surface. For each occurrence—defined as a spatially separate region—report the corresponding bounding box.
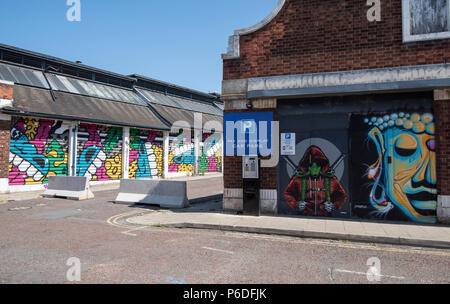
[0,190,448,284]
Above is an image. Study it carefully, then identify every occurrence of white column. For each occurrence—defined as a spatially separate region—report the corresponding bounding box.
[68,122,78,177]
[163,131,170,179]
[194,129,201,175]
[122,127,130,180]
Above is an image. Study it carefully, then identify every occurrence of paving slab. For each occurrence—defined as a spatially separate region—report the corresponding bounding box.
[127,210,450,249]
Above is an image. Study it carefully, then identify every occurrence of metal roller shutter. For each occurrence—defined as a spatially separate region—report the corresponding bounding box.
[168,133,195,174]
[200,132,222,173]
[9,117,70,185]
[128,129,164,179]
[76,123,123,181]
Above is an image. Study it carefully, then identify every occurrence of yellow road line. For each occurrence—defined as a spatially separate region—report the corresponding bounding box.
[106,210,145,229]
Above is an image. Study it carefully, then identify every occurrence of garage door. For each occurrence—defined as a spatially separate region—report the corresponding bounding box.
[128,128,163,179]
[168,132,195,174]
[9,117,70,185]
[200,132,222,173]
[76,123,123,181]
[278,113,351,218]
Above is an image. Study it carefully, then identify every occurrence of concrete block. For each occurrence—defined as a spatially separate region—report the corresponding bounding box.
[260,189,277,215]
[439,195,450,208]
[115,179,189,209]
[223,198,243,212]
[222,79,248,95]
[438,196,450,224]
[43,176,94,201]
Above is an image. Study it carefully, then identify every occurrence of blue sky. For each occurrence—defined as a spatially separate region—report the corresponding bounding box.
[0,0,278,93]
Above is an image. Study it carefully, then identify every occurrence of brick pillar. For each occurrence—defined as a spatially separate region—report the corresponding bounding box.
[0,80,13,193]
[434,89,450,224]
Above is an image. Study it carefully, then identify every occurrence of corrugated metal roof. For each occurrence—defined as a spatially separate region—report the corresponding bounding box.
[137,87,223,116]
[0,62,49,88]
[5,85,170,131]
[150,103,222,131]
[172,96,223,116]
[45,73,147,106]
[214,101,224,111]
[136,87,182,108]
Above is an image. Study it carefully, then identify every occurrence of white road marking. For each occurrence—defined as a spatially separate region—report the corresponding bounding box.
[9,206,32,211]
[121,226,149,237]
[202,247,234,255]
[334,269,405,280]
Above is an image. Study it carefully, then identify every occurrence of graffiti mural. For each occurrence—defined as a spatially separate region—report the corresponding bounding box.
[128,129,163,179]
[76,123,123,181]
[168,134,195,174]
[199,132,222,173]
[351,112,437,224]
[9,117,69,185]
[284,146,347,217]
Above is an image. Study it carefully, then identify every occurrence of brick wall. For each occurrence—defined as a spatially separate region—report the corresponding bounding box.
[0,83,12,179]
[0,83,13,100]
[434,97,450,196]
[223,0,450,80]
[0,120,10,179]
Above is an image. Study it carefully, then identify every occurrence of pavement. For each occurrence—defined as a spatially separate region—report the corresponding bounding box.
[126,207,450,249]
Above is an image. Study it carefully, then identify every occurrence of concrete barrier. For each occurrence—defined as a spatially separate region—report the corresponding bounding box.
[43,176,94,201]
[114,179,189,208]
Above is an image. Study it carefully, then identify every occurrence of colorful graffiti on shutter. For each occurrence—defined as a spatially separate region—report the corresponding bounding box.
[9,117,69,185]
[284,145,347,217]
[128,129,163,179]
[352,112,437,224]
[199,132,222,173]
[168,135,195,173]
[76,123,123,181]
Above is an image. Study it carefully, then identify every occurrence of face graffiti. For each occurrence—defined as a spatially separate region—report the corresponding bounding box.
[9,118,69,185]
[128,129,163,179]
[76,124,123,181]
[364,113,437,223]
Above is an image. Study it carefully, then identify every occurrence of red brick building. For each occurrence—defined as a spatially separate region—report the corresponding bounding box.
[222,0,450,224]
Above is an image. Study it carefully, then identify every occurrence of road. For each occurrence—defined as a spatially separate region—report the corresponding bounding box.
[0,190,448,284]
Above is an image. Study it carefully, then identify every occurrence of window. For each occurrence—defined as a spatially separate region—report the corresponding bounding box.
[403,0,450,42]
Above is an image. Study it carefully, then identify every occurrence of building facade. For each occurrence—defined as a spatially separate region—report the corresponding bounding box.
[0,44,223,193]
[222,0,450,224]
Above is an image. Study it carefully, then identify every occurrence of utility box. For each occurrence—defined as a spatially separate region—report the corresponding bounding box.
[242,156,260,216]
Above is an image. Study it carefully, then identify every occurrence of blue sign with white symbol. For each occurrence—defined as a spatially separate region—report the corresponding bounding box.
[224,112,274,156]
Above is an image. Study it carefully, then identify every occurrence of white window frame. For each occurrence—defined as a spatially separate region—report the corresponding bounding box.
[402,0,450,42]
